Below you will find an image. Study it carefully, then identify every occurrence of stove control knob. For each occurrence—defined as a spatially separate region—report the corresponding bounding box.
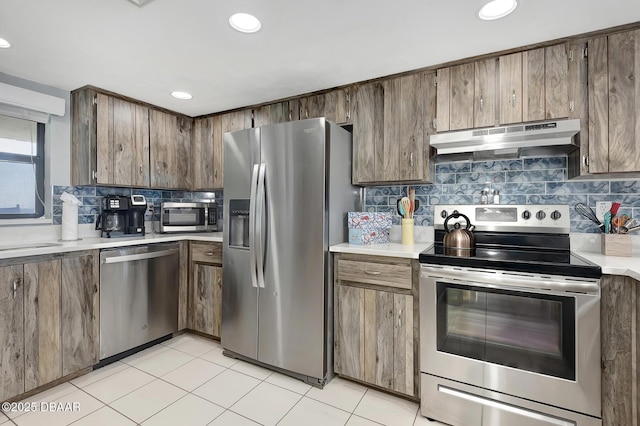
[551,210,562,220]
[522,210,531,220]
[440,210,448,219]
[536,210,546,220]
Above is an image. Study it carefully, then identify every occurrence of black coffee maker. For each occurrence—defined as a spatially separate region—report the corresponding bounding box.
[96,195,147,238]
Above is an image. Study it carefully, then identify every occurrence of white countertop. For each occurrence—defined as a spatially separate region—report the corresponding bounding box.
[330,242,433,259]
[0,232,223,260]
[573,251,640,281]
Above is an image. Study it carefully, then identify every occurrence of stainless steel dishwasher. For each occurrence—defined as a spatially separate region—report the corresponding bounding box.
[99,242,180,360]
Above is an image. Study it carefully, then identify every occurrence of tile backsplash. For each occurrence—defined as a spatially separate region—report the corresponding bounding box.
[52,186,222,226]
[364,156,640,233]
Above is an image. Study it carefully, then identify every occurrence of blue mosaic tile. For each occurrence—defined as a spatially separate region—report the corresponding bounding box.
[96,187,130,196]
[413,184,440,196]
[365,206,377,213]
[78,206,99,215]
[52,216,62,225]
[162,191,172,199]
[52,197,63,206]
[523,156,567,170]
[415,214,433,226]
[435,162,471,174]
[571,220,602,234]
[78,215,96,224]
[471,159,523,172]
[456,172,506,184]
[171,191,193,199]
[497,195,527,204]
[546,181,609,195]
[82,196,100,207]
[133,189,162,199]
[191,191,217,200]
[435,173,456,185]
[440,184,487,195]
[53,205,62,216]
[610,181,640,194]
[376,206,396,214]
[498,182,546,194]
[588,194,640,207]
[527,194,588,205]
[366,186,401,197]
[413,196,429,214]
[53,185,72,196]
[429,195,475,205]
[506,169,566,183]
[364,195,389,206]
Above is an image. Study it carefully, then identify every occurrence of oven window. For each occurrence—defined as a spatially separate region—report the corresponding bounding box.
[436,282,575,380]
[163,208,205,226]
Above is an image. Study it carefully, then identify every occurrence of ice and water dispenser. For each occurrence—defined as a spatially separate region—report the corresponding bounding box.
[228,199,250,248]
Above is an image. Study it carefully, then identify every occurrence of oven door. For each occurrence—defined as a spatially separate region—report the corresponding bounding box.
[420,265,601,418]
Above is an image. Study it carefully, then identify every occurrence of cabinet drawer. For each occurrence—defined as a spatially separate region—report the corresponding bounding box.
[337,259,412,290]
[190,242,222,264]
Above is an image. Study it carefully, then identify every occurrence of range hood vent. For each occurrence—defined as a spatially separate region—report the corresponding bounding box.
[430,119,581,160]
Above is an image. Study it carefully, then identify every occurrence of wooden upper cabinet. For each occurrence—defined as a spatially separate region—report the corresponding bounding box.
[192,117,216,190]
[150,109,193,189]
[436,64,474,131]
[72,89,149,186]
[255,100,300,126]
[522,48,546,122]
[499,52,523,125]
[352,82,384,184]
[588,30,640,174]
[299,88,351,124]
[544,44,570,119]
[474,58,498,128]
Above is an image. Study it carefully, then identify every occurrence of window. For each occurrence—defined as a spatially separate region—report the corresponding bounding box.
[0,114,45,218]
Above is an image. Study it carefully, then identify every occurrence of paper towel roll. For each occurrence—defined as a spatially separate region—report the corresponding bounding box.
[60,191,81,241]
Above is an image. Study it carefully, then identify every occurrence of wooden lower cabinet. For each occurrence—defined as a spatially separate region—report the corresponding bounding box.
[188,242,223,338]
[0,251,98,402]
[334,253,417,398]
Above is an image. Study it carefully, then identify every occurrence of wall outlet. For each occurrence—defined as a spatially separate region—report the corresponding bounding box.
[596,201,612,222]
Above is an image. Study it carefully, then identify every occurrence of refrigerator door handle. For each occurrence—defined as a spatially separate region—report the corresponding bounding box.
[256,163,267,289]
[249,163,260,288]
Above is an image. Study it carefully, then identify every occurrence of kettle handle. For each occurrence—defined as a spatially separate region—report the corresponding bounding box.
[444,212,472,232]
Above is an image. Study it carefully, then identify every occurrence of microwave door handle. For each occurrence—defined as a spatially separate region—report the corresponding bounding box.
[249,164,260,289]
[256,163,267,289]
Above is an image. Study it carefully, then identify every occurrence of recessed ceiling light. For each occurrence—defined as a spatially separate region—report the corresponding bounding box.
[0,37,11,48]
[229,12,262,33]
[478,0,518,20]
[171,91,192,100]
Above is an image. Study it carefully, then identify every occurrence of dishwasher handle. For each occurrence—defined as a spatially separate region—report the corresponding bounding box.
[101,248,179,264]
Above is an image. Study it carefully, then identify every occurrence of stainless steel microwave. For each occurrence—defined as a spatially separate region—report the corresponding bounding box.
[157,201,218,233]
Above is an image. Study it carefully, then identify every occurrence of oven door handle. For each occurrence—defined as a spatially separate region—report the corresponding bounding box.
[421,266,599,295]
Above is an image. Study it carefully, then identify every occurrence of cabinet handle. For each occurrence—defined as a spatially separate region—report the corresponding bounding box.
[433,118,437,130]
[398,309,402,327]
[511,90,516,107]
[92,170,97,181]
[364,270,381,276]
[214,169,218,179]
[582,154,589,170]
[204,251,214,256]
[139,164,143,174]
[288,110,292,121]
[410,152,414,167]
[304,109,309,119]
[12,278,19,299]
[480,94,484,110]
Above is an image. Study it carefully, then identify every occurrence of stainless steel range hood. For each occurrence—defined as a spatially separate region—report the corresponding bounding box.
[429,119,581,160]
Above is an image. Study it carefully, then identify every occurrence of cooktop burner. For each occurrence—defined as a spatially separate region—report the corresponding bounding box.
[419,204,602,279]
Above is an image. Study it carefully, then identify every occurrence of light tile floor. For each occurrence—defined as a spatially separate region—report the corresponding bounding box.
[1,334,444,426]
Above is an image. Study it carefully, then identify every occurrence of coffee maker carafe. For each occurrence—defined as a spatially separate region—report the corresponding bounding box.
[96,195,147,238]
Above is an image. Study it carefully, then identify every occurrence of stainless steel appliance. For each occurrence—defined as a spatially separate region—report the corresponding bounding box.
[222,118,357,387]
[157,201,218,233]
[96,194,147,238]
[99,243,179,360]
[419,204,602,426]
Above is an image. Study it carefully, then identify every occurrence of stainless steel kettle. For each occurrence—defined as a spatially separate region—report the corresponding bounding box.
[443,212,476,256]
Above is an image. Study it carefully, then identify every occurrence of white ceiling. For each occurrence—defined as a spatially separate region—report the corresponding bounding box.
[1,0,640,117]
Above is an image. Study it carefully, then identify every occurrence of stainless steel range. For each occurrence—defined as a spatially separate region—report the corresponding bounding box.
[419,204,602,426]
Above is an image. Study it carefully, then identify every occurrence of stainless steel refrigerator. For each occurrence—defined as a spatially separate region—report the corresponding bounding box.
[221,118,357,387]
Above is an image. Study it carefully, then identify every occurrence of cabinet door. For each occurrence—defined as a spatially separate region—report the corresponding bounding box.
[383,74,427,182]
[393,293,414,396]
[71,89,98,186]
[299,89,350,124]
[522,48,545,122]
[24,260,62,392]
[449,63,475,130]
[499,52,523,125]
[95,93,114,185]
[192,116,215,190]
[544,44,570,120]
[363,288,394,389]
[608,30,640,172]
[588,36,610,174]
[191,264,222,337]
[150,110,192,189]
[0,265,24,401]
[352,82,384,184]
[335,284,365,380]
[61,253,98,376]
[474,58,498,128]
[436,67,451,132]
[214,110,251,189]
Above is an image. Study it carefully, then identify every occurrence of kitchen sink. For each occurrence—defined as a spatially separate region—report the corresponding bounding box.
[0,241,64,251]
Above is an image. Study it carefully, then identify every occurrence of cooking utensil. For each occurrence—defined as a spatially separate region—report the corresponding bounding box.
[443,212,476,256]
[604,211,612,234]
[396,199,420,218]
[397,200,405,217]
[409,188,415,219]
[574,203,605,232]
[401,197,411,219]
[612,214,630,229]
[610,202,621,216]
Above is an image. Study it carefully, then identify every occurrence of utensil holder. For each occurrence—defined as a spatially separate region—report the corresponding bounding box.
[402,219,414,245]
[601,234,631,257]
